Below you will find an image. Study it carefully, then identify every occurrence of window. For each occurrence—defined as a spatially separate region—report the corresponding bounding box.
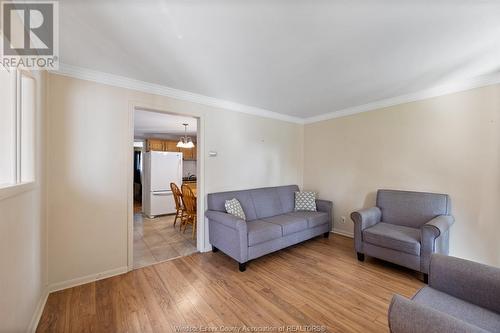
[0,69,36,189]
[0,69,15,187]
[133,141,144,148]
[20,72,36,183]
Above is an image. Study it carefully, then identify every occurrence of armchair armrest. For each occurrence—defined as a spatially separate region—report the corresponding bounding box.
[429,254,500,314]
[205,210,247,232]
[388,294,487,333]
[316,199,333,229]
[350,207,381,253]
[421,215,454,273]
[350,207,382,229]
[422,215,454,238]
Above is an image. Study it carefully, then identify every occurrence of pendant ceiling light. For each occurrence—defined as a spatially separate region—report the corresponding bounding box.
[177,123,195,149]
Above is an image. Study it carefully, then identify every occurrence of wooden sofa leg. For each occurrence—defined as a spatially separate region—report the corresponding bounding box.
[212,246,219,253]
[239,262,246,272]
[423,273,428,284]
[323,232,330,238]
[357,252,365,262]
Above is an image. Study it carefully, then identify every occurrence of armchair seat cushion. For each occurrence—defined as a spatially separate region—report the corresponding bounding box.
[363,222,421,256]
[413,287,500,332]
[262,214,308,235]
[247,220,282,246]
[286,211,329,228]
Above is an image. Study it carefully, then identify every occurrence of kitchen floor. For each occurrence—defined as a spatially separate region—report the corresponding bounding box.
[133,213,197,269]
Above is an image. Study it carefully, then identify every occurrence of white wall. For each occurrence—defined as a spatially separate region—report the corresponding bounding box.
[303,84,500,267]
[46,73,303,286]
[0,71,47,332]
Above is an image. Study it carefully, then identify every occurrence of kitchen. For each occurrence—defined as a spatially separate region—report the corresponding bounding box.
[133,109,199,268]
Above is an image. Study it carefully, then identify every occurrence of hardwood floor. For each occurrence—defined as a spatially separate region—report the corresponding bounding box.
[37,235,423,333]
[133,200,142,214]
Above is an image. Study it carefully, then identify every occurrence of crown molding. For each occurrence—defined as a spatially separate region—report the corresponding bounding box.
[50,63,304,124]
[304,71,500,124]
[51,63,500,125]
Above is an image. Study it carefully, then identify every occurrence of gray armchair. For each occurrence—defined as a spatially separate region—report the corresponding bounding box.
[389,254,500,333]
[351,189,454,281]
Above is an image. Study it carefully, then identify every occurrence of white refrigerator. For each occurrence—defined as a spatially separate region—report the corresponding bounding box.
[143,151,183,218]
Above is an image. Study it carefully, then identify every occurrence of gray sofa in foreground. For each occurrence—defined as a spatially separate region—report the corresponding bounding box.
[389,254,500,333]
[206,185,333,271]
[351,189,454,282]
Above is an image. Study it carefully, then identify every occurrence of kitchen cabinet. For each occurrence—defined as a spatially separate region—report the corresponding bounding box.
[191,145,197,160]
[180,146,196,160]
[165,140,179,152]
[145,139,196,160]
[146,139,164,151]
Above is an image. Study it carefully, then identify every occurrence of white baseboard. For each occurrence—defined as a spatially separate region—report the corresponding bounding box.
[332,229,354,238]
[28,287,49,333]
[48,266,128,293]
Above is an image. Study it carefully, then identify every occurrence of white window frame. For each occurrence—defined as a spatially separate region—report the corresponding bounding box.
[0,69,37,200]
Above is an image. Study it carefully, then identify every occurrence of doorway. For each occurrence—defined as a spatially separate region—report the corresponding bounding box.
[131,108,200,269]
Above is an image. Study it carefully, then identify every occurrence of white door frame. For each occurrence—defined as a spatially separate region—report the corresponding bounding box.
[126,102,206,271]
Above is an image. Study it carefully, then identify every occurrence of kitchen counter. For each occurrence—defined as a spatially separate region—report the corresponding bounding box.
[182,180,197,190]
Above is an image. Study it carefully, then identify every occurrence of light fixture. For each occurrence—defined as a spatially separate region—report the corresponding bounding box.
[177,123,195,149]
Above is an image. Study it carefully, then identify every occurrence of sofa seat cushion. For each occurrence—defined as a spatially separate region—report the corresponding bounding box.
[363,222,421,255]
[247,220,283,246]
[413,287,500,332]
[262,214,308,236]
[286,211,329,228]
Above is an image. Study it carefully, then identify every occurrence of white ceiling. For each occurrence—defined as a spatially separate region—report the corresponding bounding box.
[134,109,197,137]
[59,0,500,119]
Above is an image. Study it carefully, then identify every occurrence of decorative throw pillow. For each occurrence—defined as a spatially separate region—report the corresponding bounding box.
[294,191,317,211]
[225,198,246,220]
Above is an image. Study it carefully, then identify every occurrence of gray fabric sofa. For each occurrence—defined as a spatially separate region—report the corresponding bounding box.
[206,185,333,271]
[351,189,454,282]
[389,254,500,333]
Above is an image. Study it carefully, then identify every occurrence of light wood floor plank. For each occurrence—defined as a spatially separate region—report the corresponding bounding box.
[37,235,423,332]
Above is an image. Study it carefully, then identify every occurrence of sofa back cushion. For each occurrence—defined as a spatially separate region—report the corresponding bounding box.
[207,190,257,221]
[207,185,299,221]
[250,187,283,219]
[276,185,297,213]
[377,189,451,228]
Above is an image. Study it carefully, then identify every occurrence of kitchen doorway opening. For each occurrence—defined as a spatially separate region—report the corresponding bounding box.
[131,108,200,269]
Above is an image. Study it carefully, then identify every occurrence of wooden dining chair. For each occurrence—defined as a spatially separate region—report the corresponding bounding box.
[181,184,197,239]
[170,183,185,228]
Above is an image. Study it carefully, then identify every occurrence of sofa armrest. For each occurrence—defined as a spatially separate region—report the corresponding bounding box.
[421,215,454,273]
[206,210,248,263]
[205,210,247,232]
[316,199,333,229]
[388,294,487,333]
[429,254,500,314]
[350,207,381,253]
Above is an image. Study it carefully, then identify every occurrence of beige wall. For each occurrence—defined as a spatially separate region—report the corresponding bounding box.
[0,71,47,332]
[46,74,303,286]
[304,84,500,267]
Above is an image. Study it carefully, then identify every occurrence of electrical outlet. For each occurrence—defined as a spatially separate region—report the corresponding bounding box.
[340,216,346,224]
